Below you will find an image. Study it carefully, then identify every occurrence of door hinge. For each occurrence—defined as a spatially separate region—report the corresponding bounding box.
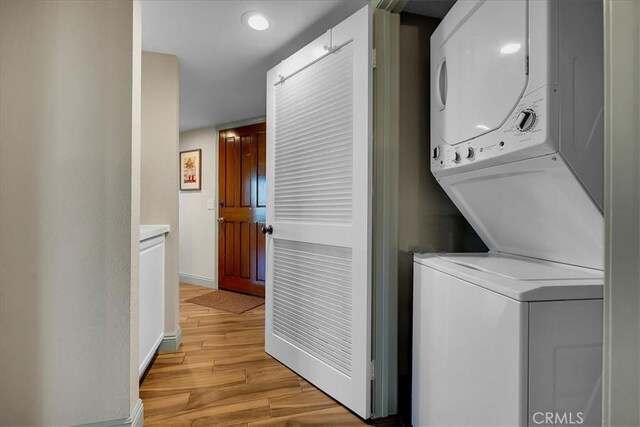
[372,48,377,69]
[369,360,375,380]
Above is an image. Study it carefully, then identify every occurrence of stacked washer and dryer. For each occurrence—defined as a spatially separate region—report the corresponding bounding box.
[412,1,604,426]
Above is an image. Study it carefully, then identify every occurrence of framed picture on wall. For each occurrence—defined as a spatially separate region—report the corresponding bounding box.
[180,149,202,191]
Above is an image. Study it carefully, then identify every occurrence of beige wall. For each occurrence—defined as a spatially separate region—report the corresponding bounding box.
[141,51,180,337]
[178,116,264,289]
[0,0,137,425]
[179,128,217,288]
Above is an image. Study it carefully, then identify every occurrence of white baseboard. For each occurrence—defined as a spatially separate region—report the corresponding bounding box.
[179,273,216,288]
[78,399,143,427]
[129,400,144,427]
[158,328,182,353]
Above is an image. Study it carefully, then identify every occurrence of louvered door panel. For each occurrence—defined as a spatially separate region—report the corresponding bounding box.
[274,43,354,224]
[265,5,372,419]
[273,239,353,375]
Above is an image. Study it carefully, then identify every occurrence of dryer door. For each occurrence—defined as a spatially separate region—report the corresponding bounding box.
[432,0,528,146]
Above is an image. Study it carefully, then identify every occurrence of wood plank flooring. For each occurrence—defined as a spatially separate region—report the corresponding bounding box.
[140,283,367,426]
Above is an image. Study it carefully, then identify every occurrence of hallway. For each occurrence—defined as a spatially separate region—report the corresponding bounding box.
[140,284,366,426]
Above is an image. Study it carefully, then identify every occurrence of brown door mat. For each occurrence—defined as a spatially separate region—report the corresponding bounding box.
[185,290,264,314]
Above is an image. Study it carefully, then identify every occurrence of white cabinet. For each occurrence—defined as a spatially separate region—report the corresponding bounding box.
[139,225,169,378]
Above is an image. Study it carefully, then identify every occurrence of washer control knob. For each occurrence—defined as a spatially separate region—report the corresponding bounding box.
[432,146,441,160]
[453,152,461,164]
[464,147,474,159]
[516,109,536,132]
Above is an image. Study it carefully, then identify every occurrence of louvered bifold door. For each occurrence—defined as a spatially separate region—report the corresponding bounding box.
[265,5,372,419]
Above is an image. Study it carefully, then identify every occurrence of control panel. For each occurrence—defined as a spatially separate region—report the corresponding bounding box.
[431,87,556,176]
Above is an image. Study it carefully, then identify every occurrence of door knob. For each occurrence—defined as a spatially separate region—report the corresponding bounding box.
[261,225,273,235]
[217,217,225,224]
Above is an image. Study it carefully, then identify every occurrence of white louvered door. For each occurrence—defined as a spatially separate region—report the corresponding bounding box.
[265,5,372,419]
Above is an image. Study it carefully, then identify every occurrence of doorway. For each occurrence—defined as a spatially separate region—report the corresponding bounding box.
[217,122,267,297]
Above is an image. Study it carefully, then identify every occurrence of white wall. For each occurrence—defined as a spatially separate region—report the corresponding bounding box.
[0,0,138,425]
[141,52,180,339]
[179,128,217,288]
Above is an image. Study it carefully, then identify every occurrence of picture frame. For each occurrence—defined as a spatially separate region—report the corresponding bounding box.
[180,149,202,191]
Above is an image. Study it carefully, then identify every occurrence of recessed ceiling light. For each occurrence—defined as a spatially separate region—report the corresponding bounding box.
[500,43,521,54]
[242,12,270,31]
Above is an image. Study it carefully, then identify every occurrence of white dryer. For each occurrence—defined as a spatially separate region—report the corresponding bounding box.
[429,0,604,270]
[413,0,605,425]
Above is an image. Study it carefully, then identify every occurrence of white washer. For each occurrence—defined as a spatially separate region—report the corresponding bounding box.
[413,0,605,425]
[412,253,603,426]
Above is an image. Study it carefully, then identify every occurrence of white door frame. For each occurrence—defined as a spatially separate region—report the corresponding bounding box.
[602,0,640,424]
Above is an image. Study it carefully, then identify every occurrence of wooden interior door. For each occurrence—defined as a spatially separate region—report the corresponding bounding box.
[218,123,267,297]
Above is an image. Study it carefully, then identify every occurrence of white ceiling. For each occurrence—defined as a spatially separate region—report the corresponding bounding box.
[142,0,368,132]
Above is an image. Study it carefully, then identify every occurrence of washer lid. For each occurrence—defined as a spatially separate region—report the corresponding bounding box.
[431,0,528,146]
[414,252,603,302]
[438,254,602,281]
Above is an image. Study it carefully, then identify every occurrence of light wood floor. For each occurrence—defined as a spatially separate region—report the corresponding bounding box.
[140,283,367,426]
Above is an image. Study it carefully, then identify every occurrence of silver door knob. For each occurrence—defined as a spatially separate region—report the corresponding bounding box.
[217,217,225,224]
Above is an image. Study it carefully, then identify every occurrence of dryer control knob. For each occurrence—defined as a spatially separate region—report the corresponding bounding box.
[453,152,461,164]
[516,109,536,132]
[464,147,474,159]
